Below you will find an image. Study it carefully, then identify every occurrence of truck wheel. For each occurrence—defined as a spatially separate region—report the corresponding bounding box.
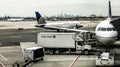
[84,50,89,55]
[40,58,43,61]
[49,50,55,55]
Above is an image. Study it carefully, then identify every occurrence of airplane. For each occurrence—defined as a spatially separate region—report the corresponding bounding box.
[57,1,120,46]
[95,0,118,45]
[7,18,24,22]
[35,12,83,31]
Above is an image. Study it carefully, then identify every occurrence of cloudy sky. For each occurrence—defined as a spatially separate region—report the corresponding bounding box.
[0,0,120,17]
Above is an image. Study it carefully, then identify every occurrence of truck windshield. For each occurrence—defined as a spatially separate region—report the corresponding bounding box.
[77,41,83,45]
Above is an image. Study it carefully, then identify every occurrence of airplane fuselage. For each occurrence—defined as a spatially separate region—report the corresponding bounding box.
[38,21,82,29]
[8,18,24,22]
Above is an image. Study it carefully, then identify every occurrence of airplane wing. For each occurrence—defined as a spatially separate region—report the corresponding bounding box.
[110,18,120,38]
[35,24,45,27]
[50,27,95,33]
[36,25,83,31]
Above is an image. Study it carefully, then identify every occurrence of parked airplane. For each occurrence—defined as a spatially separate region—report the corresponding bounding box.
[7,18,24,22]
[59,1,120,46]
[35,12,83,31]
[95,1,118,45]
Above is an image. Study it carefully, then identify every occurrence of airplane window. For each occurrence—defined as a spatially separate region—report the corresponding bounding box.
[97,28,101,31]
[101,28,106,31]
[107,28,112,31]
[112,28,116,31]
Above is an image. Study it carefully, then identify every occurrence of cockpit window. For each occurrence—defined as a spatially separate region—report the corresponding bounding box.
[107,27,116,31]
[97,28,101,31]
[112,28,116,31]
[97,27,106,31]
[107,28,112,31]
[97,27,116,31]
[101,28,106,31]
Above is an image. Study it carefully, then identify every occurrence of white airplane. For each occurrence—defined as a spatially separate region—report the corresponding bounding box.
[35,12,83,31]
[95,0,118,45]
[7,18,24,22]
[59,1,120,46]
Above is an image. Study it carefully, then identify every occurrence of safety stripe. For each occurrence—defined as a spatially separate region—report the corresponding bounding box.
[0,62,5,67]
[69,55,80,67]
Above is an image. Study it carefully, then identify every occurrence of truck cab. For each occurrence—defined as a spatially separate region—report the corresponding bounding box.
[75,32,96,55]
[76,41,92,55]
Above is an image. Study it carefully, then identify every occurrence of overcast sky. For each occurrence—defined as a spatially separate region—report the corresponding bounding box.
[0,0,120,17]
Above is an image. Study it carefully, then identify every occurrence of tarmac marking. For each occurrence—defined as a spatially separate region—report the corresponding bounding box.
[0,62,5,67]
[45,56,95,62]
[69,55,80,67]
[0,54,8,61]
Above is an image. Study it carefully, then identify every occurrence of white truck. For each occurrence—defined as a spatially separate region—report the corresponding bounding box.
[37,32,95,55]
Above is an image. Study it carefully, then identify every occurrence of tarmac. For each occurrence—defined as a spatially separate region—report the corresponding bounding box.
[0,45,96,67]
[0,20,98,43]
[0,45,120,67]
[0,46,23,67]
[32,55,95,67]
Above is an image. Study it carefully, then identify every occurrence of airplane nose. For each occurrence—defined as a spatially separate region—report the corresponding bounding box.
[96,31,118,45]
[97,36,117,45]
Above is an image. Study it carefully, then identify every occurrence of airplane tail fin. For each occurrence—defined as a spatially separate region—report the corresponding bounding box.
[35,12,46,24]
[108,0,112,18]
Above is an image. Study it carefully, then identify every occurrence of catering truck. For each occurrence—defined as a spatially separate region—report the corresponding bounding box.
[37,32,95,55]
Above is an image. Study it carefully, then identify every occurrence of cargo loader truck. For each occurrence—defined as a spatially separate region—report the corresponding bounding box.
[37,32,95,55]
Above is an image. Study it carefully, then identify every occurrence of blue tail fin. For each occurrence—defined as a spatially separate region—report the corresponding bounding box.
[35,12,41,23]
[35,11,46,24]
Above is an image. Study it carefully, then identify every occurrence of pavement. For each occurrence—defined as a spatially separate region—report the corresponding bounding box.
[0,21,54,43]
[32,55,95,67]
[1,45,120,67]
[0,45,96,67]
[0,46,23,67]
